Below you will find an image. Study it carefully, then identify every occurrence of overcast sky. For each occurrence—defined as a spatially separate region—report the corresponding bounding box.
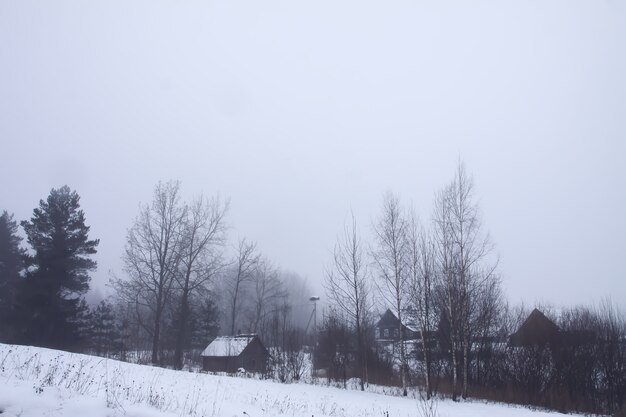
[1,0,625,310]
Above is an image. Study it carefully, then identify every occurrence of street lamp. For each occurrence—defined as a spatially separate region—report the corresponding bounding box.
[309,296,320,337]
[309,296,320,378]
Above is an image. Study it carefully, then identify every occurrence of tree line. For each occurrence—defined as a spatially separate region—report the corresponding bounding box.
[111,180,312,369]
[0,181,312,371]
[1,165,624,415]
[318,162,626,415]
[320,162,499,397]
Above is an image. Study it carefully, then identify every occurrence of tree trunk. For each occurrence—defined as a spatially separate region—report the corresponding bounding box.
[152,308,161,365]
[420,330,431,399]
[174,283,190,370]
[447,287,458,401]
[462,334,469,399]
[398,312,408,397]
[421,273,432,400]
[151,279,166,365]
[230,289,238,335]
[461,285,469,400]
[451,336,458,401]
[356,319,365,391]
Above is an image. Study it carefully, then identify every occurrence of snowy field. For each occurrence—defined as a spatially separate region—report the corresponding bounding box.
[0,343,577,417]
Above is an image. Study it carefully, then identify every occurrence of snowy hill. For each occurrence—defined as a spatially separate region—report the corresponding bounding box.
[0,343,572,417]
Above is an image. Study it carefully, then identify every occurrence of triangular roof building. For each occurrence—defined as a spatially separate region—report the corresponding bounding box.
[509,309,559,347]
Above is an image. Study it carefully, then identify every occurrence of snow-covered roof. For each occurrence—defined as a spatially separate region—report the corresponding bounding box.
[404,324,419,333]
[201,335,256,357]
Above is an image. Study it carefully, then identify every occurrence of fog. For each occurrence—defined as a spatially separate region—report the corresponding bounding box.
[1,0,625,308]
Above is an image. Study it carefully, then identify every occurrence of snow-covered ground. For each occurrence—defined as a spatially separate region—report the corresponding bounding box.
[0,343,575,417]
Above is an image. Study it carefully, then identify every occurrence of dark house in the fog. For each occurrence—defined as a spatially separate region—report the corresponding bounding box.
[509,308,559,347]
[201,334,269,373]
[375,309,419,343]
[509,308,596,348]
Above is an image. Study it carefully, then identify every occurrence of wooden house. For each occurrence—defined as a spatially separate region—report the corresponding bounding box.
[375,309,419,343]
[201,334,269,373]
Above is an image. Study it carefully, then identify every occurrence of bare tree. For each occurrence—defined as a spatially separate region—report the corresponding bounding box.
[173,194,229,369]
[372,192,409,396]
[324,212,371,391]
[406,209,436,399]
[433,162,498,400]
[447,162,497,399]
[432,182,461,400]
[227,238,260,335]
[248,258,286,336]
[114,181,187,365]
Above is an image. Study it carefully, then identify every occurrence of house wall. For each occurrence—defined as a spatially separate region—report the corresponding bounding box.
[376,325,401,340]
[203,356,230,372]
[239,338,268,373]
[375,325,419,342]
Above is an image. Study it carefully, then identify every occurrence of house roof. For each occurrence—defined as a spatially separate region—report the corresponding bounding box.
[377,309,401,327]
[520,309,559,333]
[377,309,419,330]
[201,335,257,357]
[509,309,559,346]
[405,324,419,333]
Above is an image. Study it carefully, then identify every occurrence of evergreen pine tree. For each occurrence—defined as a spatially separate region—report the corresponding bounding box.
[90,300,121,356]
[71,298,94,351]
[0,211,26,342]
[20,186,99,350]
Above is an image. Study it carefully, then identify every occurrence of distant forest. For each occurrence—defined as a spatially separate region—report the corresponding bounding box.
[1,162,624,416]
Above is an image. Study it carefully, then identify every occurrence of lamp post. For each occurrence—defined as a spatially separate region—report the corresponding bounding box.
[309,296,320,377]
[309,296,320,338]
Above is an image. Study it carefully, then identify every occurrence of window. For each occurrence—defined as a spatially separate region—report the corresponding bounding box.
[394,328,399,337]
[375,328,380,338]
[384,328,389,338]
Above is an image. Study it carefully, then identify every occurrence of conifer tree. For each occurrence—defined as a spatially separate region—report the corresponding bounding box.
[90,300,122,356]
[0,211,25,342]
[20,186,99,349]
